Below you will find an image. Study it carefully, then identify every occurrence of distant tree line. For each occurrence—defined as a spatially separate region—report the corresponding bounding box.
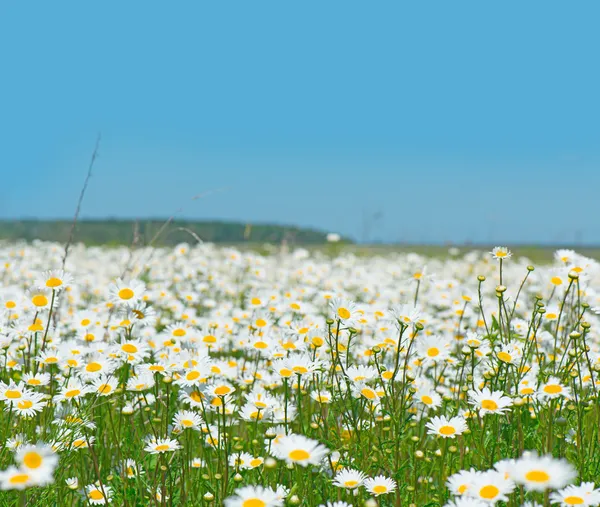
[0,219,345,246]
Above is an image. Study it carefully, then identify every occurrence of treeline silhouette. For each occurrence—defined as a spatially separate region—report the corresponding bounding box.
[0,219,340,246]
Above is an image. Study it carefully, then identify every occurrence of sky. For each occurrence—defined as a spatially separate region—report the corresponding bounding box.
[1,1,600,244]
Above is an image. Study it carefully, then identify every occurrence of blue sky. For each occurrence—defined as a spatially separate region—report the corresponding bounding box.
[1,1,599,244]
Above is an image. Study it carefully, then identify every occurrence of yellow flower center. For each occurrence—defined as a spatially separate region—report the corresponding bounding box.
[361,388,377,400]
[86,362,102,372]
[439,425,455,436]
[186,371,200,381]
[9,474,30,485]
[564,496,584,505]
[214,386,231,396]
[481,399,499,411]
[98,384,112,394]
[525,470,550,483]
[118,288,134,300]
[421,395,433,405]
[65,389,81,398]
[544,384,562,394]
[344,480,358,487]
[155,444,170,451]
[497,352,512,362]
[312,336,324,346]
[5,390,21,399]
[203,335,217,343]
[172,328,186,337]
[89,490,104,500]
[122,344,138,354]
[373,485,388,494]
[427,347,440,357]
[480,485,499,499]
[337,307,351,319]
[23,452,42,469]
[17,400,33,410]
[255,319,267,328]
[242,500,266,507]
[288,449,310,461]
[46,277,63,288]
[32,295,48,307]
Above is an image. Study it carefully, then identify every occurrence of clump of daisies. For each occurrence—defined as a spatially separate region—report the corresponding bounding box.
[0,444,58,490]
[0,243,599,505]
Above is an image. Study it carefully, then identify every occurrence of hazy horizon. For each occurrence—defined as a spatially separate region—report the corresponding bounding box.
[2,217,599,247]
